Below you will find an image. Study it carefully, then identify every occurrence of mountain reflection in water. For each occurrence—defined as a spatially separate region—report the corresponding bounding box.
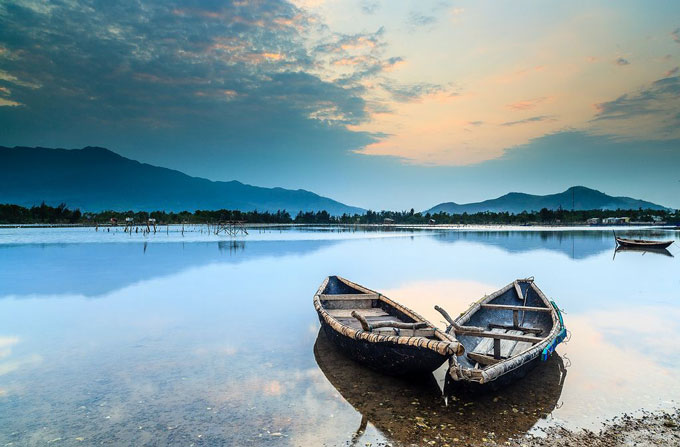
[313,330,566,446]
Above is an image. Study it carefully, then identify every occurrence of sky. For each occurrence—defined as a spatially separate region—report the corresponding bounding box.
[0,0,679,210]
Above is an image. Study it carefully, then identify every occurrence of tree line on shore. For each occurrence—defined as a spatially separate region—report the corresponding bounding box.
[0,202,677,225]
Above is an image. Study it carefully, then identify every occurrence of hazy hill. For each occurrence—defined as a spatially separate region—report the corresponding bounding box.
[426,186,667,214]
[0,146,364,215]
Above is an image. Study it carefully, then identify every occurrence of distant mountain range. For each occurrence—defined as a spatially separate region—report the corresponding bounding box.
[1,146,669,215]
[426,186,668,214]
[0,146,364,215]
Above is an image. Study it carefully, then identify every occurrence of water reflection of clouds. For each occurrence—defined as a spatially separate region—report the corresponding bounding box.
[380,279,501,326]
[587,307,680,368]
[0,335,42,396]
[0,336,19,360]
[554,312,679,428]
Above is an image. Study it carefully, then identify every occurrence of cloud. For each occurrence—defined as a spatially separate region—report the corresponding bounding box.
[315,28,385,55]
[672,28,680,44]
[593,76,680,121]
[0,98,22,107]
[380,82,447,103]
[0,336,19,360]
[615,57,630,66]
[500,115,555,126]
[407,12,437,29]
[312,27,407,83]
[590,75,680,140]
[507,97,548,111]
[360,0,379,15]
[664,66,679,77]
[0,0,384,162]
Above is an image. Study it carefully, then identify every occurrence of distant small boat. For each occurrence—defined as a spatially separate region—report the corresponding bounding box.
[313,276,463,376]
[437,278,566,391]
[615,236,674,249]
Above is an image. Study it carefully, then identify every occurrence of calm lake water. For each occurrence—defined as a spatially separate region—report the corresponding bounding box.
[0,226,678,446]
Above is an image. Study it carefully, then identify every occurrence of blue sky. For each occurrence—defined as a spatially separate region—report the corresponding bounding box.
[0,0,679,210]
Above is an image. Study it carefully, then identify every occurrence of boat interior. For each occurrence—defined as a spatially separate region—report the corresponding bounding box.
[319,276,440,339]
[450,281,554,369]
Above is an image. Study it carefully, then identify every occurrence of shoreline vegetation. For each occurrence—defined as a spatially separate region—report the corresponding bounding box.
[1,202,678,226]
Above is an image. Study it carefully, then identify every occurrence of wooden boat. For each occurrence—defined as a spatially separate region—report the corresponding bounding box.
[436,278,566,391]
[615,236,673,249]
[313,276,463,376]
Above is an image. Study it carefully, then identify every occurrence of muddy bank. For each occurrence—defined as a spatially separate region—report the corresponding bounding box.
[516,409,680,447]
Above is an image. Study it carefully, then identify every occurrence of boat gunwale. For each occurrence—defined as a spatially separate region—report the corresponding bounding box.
[314,276,462,357]
[615,237,673,247]
[449,279,562,384]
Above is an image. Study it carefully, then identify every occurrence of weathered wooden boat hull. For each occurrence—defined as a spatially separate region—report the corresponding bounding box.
[443,279,566,391]
[615,237,673,249]
[318,318,449,375]
[444,352,540,393]
[314,276,462,377]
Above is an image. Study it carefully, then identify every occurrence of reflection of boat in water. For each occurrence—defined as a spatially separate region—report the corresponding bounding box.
[313,276,463,376]
[314,330,567,446]
[437,279,567,391]
[614,235,673,249]
[614,245,674,258]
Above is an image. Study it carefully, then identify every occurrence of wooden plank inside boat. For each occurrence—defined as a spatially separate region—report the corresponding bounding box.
[323,299,375,309]
[488,323,543,335]
[455,327,543,343]
[472,329,536,360]
[373,327,436,337]
[514,281,524,300]
[326,308,389,318]
[480,303,551,312]
[319,293,380,300]
[467,352,501,366]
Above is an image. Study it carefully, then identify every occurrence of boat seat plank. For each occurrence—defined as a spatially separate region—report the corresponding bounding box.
[472,328,504,357]
[455,327,543,343]
[470,328,532,363]
[337,317,398,329]
[488,323,543,335]
[373,327,436,337]
[320,293,380,301]
[480,304,550,312]
[326,308,389,318]
[499,330,522,358]
[335,317,435,338]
